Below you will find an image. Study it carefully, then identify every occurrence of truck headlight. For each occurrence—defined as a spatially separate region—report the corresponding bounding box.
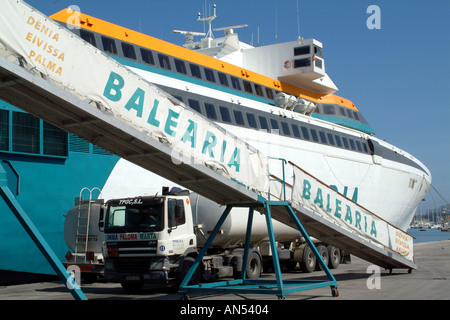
[163,258,170,271]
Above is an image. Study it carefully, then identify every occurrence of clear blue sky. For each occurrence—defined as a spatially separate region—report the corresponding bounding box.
[26,0,450,211]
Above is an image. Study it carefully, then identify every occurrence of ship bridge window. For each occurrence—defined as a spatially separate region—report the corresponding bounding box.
[270,119,279,131]
[218,73,229,87]
[294,58,311,68]
[335,135,343,148]
[314,46,323,58]
[233,110,245,126]
[121,42,136,60]
[158,54,171,70]
[319,131,328,144]
[353,111,360,121]
[355,141,363,152]
[175,59,187,74]
[230,76,241,90]
[205,103,217,120]
[294,46,310,56]
[254,84,264,97]
[327,133,335,146]
[349,139,356,151]
[204,68,216,83]
[258,116,269,130]
[301,126,310,140]
[310,129,319,142]
[219,106,232,123]
[323,104,336,115]
[346,109,354,119]
[188,99,201,113]
[190,64,202,79]
[140,48,155,65]
[342,137,349,149]
[315,58,323,69]
[265,88,274,100]
[246,113,257,129]
[292,124,301,138]
[80,29,97,47]
[339,107,346,117]
[243,80,253,94]
[281,122,291,136]
[101,36,118,55]
[364,143,369,154]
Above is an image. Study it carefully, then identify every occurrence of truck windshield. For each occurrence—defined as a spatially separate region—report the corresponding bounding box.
[105,203,164,233]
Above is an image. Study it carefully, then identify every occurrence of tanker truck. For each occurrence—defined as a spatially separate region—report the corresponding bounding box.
[99,187,348,292]
[63,198,105,280]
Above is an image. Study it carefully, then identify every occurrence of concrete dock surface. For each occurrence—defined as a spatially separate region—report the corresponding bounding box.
[1,240,449,300]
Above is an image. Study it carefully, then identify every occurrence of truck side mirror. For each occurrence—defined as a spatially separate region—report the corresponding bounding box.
[98,205,105,232]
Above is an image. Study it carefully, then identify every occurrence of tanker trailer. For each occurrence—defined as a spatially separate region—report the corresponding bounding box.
[63,199,105,279]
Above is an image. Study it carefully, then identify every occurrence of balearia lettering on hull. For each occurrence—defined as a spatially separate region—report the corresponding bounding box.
[291,165,414,261]
[301,178,377,238]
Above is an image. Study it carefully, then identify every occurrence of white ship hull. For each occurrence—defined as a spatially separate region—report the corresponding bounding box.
[99,66,431,231]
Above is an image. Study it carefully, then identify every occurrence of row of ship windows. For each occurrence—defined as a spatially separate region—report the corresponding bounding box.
[319,103,368,124]
[0,105,368,158]
[0,110,112,157]
[78,29,368,126]
[172,94,370,155]
[79,29,277,101]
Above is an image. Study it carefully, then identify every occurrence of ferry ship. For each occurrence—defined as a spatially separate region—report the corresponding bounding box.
[0,4,431,276]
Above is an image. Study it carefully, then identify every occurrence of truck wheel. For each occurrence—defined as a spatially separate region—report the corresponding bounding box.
[300,245,316,273]
[246,251,262,279]
[177,256,201,286]
[327,245,341,269]
[315,245,329,271]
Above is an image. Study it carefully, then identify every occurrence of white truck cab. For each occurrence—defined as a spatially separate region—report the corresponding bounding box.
[102,188,197,290]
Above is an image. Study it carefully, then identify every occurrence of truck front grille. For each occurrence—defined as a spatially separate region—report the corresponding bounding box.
[109,240,158,257]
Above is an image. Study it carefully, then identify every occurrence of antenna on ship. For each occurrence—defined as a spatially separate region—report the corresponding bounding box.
[198,3,217,39]
[297,0,301,39]
[213,24,248,37]
[173,4,247,50]
[275,5,278,43]
[172,30,206,45]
